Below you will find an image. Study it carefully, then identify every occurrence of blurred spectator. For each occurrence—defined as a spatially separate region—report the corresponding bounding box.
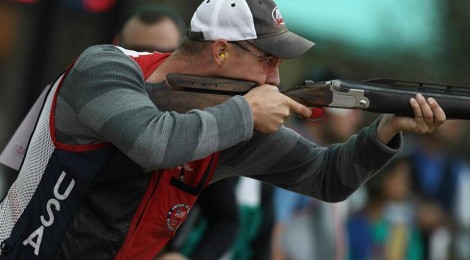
[406,120,470,260]
[272,106,365,260]
[224,177,275,260]
[347,156,424,260]
[114,3,186,53]
[115,4,239,260]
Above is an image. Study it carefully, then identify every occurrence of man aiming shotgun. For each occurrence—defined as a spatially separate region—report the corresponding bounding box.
[0,0,446,259]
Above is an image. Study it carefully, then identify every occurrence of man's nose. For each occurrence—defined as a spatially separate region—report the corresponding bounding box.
[265,68,280,86]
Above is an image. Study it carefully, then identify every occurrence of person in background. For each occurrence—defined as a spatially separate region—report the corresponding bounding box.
[405,120,470,260]
[272,105,365,260]
[347,156,424,260]
[0,0,446,258]
[225,176,275,260]
[114,4,186,53]
[116,4,240,260]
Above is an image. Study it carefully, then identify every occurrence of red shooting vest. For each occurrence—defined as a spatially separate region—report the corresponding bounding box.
[114,48,219,259]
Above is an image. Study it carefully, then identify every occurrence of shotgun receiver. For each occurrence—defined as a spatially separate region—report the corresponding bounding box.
[162,73,470,119]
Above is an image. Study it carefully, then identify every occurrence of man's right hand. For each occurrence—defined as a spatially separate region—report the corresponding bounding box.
[243,84,312,133]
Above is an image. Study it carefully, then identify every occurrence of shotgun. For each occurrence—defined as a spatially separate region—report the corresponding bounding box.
[157,73,470,120]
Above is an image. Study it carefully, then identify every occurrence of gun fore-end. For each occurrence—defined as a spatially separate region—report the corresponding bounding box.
[335,79,470,120]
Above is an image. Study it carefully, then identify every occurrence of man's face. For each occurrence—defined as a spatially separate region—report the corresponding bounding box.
[121,17,181,52]
[383,160,411,201]
[224,41,281,86]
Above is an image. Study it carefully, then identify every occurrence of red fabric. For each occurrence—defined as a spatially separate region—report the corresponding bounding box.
[115,154,219,259]
[129,51,171,79]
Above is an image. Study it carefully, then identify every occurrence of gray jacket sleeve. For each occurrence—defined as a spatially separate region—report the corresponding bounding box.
[56,44,253,171]
[214,116,401,202]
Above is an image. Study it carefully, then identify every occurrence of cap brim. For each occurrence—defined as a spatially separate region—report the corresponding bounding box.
[248,31,315,59]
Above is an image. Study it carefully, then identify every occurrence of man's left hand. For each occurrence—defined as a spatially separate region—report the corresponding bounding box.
[377,93,446,144]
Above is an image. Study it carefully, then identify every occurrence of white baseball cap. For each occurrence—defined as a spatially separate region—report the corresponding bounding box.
[188,0,315,59]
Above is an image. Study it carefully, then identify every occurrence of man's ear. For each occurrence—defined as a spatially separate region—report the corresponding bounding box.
[213,40,229,66]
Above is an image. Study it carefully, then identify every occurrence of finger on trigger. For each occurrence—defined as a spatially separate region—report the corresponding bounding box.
[288,97,311,118]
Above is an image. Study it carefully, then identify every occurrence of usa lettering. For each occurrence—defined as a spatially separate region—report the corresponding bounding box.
[22,171,75,255]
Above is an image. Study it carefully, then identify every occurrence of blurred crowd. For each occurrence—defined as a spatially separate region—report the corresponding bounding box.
[1,2,470,260]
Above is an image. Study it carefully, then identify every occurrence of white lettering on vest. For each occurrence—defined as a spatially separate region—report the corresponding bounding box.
[22,171,75,256]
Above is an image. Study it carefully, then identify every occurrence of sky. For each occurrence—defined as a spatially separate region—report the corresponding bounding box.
[276,0,443,56]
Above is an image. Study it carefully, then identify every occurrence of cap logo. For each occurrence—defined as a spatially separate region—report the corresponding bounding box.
[272,6,285,27]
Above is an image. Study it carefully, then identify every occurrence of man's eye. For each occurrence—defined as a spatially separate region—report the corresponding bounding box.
[263,56,273,63]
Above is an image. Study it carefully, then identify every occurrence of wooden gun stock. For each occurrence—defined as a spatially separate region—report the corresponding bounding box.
[151,73,256,113]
